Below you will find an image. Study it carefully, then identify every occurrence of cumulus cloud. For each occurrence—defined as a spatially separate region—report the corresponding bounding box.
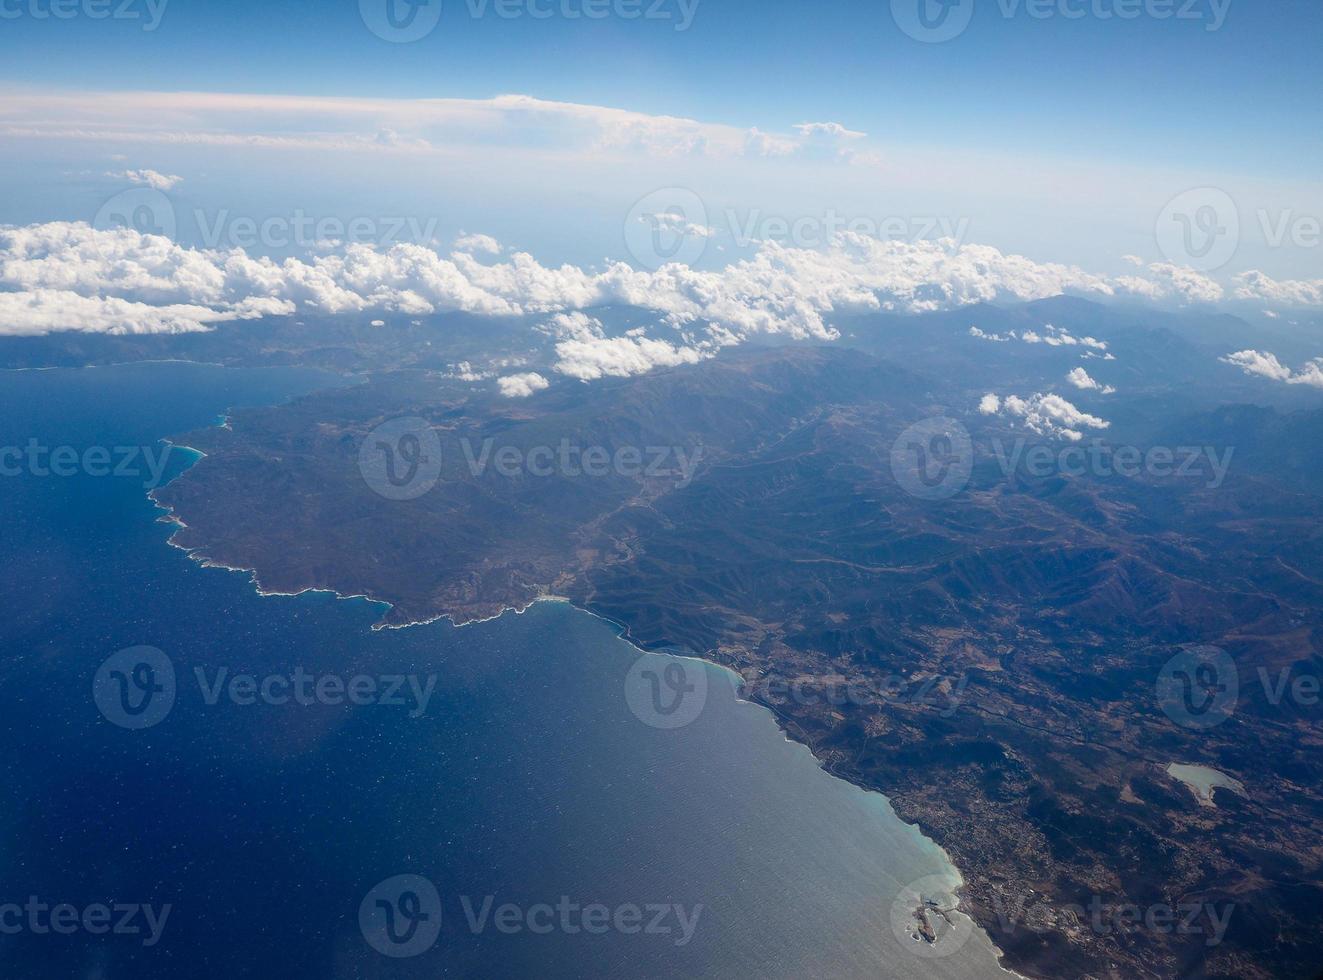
[453,233,502,255]
[641,211,719,240]
[1066,366,1116,394]
[1113,261,1224,305]
[496,372,550,398]
[545,312,707,381]
[781,122,878,164]
[1232,270,1323,309]
[445,360,493,382]
[984,392,1111,441]
[1221,350,1323,389]
[0,288,279,335]
[0,220,1289,350]
[969,326,1011,342]
[107,169,183,191]
[1020,324,1108,350]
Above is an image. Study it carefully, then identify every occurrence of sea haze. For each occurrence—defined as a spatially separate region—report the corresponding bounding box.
[0,362,1010,978]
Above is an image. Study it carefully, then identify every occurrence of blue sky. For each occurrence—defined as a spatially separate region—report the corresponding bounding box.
[0,0,1321,288]
[3,0,1320,176]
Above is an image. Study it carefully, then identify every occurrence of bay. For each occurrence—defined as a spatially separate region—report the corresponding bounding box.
[0,362,1011,979]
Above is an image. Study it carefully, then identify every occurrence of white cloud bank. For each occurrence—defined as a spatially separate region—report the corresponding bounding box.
[1221,350,1323,389]
[0,222,1319,363]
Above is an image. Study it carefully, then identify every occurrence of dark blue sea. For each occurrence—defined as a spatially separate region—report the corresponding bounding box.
[0,362,1010,979]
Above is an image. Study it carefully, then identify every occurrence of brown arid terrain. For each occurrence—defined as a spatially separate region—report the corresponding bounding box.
[150,345,1323,980]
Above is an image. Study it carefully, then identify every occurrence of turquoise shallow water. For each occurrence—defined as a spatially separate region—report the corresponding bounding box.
[0,362,1010,979]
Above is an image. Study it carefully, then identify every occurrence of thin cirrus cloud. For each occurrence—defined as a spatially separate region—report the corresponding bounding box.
[0,88,878,163]
[105,169,184,191]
